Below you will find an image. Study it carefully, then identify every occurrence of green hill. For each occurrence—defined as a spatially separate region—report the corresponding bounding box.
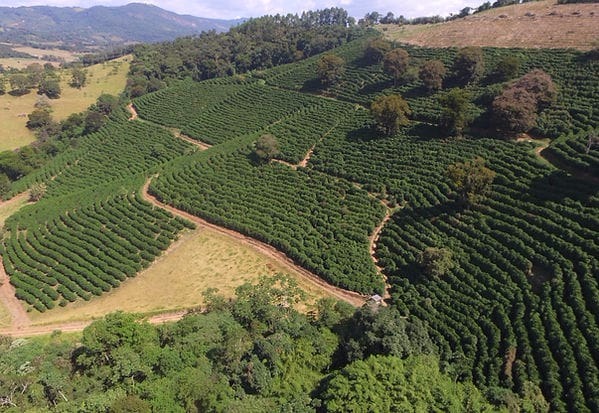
[0,3,242,49]
[0,19,597,412]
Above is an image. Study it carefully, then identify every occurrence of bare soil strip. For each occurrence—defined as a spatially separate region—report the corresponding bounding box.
[1,311,188,338]
[127,103,138,121]
[173,131,212,150]
[381,0,599,50]
[0,256,31,329]
[142,177,367,307]
[369,203,400,300]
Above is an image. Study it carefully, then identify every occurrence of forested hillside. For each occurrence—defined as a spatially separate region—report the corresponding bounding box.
[0,6,597,411]
[0,3,241,50]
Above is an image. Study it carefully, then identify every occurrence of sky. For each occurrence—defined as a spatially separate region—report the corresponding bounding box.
[0,0,478,20]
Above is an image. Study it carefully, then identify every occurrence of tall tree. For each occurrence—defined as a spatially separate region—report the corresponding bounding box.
[419,59,446,92]
[383,48,410,85]
[419,247,454,278]
[438,88,474,136]
[447,157,496,206]
[252,134,280,163]
[370,94,411,136]
[9,74,29,96]
[453,46,485,83]
[511,69,557,109]
[38,76,61,99]
[70,67,88,89]
[492,55,521,82]
[364,38,391,63]
[492,87,538,133]
[317,54,345,89]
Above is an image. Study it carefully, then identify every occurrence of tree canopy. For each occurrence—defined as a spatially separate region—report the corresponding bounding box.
[438,88,475,136]
[316,355,501,413]
[370,94,411,136]
[419,59,446,92]
[453,46,485,83]
[447,157,496,206]
[382,48,410,85]
[317,54,346,88]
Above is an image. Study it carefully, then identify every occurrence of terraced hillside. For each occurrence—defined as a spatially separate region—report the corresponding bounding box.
[134,37,598,412]
[0,33,597,411]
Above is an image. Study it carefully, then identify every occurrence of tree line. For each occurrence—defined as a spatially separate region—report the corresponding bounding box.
[126,8,362,97]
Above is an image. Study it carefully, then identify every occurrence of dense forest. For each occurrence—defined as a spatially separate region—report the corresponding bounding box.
[0,275,549,412]
[127,8,361,96]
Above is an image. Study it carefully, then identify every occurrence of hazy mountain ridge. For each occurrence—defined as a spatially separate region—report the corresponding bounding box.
[0,3,243,49]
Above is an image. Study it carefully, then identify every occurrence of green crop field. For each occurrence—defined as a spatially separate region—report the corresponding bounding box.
[0,32,597,411]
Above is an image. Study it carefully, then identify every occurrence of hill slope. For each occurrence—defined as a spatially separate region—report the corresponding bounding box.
[380,0,599,50]
[0,3,242,49]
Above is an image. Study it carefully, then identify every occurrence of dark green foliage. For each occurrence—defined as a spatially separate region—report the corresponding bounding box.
[419,247,455,278]
[150,143,386,294]
[341,306,435,363]
[370,94,411,136]
[439,88,475,136]
[317,54,346,88]
[447,157,496,206]
[316,355,499,412]
[454,46,485,83]
[0,277,503,411]
[252,134,280,163]
[545,129,599,176]
[128,8,359,95]
[492,55,521,82]
[26,108,53,130]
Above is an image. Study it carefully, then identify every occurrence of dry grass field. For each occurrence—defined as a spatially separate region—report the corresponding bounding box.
[0,45,80,70]
[0,55,130,152]
[30,227,334,326]
[381,0,599,50]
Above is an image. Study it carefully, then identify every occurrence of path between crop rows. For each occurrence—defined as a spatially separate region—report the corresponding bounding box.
[127,103,138,121]
[0,311,188,338]
[369,204,398,300]
[142,177,368,307]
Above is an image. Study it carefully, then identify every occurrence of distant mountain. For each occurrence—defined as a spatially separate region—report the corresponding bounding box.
[0,3,243,50]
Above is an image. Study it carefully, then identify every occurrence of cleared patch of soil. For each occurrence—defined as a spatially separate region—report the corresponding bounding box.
[381,0,599,50]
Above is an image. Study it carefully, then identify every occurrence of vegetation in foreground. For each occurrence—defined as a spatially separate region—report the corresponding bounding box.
[0,8,596,412]
[0,275,548,412]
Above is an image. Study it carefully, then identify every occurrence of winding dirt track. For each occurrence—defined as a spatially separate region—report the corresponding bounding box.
[142,177,368,307]
[369,205,395,300]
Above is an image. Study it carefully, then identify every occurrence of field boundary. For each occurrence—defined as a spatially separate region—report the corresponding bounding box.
[142,176,368,307]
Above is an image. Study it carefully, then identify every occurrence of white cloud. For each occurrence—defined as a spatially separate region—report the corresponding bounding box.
[1,0,477,19]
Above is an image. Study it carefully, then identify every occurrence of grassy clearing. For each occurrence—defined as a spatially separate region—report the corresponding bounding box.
[30,227,333,326]
[0,45,80,70]
[0,55,130,152]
